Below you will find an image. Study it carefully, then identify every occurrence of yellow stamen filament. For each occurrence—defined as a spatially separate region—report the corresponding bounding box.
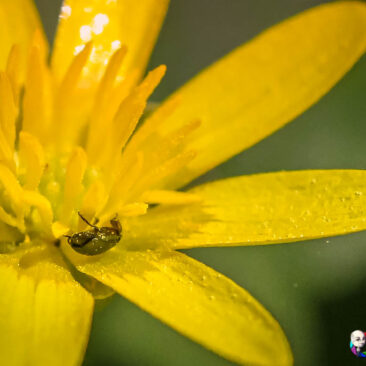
[95,65,166,170]
[79,181,106,230]
[52,221,70,238]
[31,28,48,62]
[0,127,14,172]
[101,68,140,131]
[87,46,127,160]
[95,46,128,103]
[6,44,22,103]
[140,119,201,172]
[0,164,25,229]
[0,207,21,230]
[126,150,197,202]
[22,46,52,142]
[61,147,87,224]
[100,152,144,219]
[0,73,16,148]
[53,42,93,147]
[0,72,16,171]
[123,93,182,156]
[18,132,45,190]
[23,190,53,233]
[58,42,92,98]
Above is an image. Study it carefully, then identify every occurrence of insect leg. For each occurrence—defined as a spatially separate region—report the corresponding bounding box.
[63,235,72,244]
[110,214,122,232]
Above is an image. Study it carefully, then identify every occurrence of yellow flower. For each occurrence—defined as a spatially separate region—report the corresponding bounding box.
[0,1,365,365]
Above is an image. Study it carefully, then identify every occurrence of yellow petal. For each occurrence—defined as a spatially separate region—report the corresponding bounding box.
[76,249,292,366]
[0,245,94,366]
[122,170,366,249]
[118,202,148,217]
[0,0,46,82]
[142,190,202,205]
[128,1,366,189]
[52,0,169,87]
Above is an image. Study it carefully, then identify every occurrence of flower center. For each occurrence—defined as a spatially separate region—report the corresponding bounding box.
[0,35,201,256]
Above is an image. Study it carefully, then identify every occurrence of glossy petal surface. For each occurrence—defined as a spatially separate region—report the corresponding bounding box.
[0,246,94,366]
[52,0,169,86]
[76,249,292,366]
[122,170,366,249]
[127,1,366,189]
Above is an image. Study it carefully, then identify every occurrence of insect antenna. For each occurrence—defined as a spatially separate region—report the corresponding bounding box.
[78,211,99,229]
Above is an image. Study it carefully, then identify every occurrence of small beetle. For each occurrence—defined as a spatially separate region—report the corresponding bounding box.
[65,212,122,256]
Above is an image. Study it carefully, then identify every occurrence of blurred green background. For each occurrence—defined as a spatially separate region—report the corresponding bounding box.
[34,0,366,365]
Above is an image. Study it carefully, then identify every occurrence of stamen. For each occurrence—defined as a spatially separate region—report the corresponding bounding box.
[126,150,197,201]
[22,45,52,143]
[87,46,127,160]
[0,128,14,172]
[61,147,87,224]
[95,65,166,170]
[58,41,92,98]
[18,132,45,190]
[0,207,21,230]
[31,28,48,61]
[23,190,53,233]
[5,45,22,104]
[122,94,182,158]
[142,119,201,170]
[52,221,70,238]
[95,46,127,104]
[0,72,16,171]
[52,42,93,147]
[102,152,144,217]
[79,181,106,230]
[0,164,25,229]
